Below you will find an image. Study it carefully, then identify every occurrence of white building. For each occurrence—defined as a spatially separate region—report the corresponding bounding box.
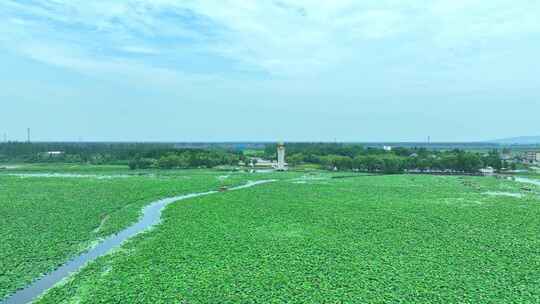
[524,151,540,164]
[479,166,495,175]
[383,146,392,151]
[275,142,287,171]
[252,158,274,168]
[46,151,64,157]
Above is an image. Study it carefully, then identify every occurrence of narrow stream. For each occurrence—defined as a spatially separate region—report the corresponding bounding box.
[2,180,274,304]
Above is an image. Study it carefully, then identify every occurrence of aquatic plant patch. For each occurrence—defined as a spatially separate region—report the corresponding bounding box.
[0,168,299,300]
[35,175,540,303]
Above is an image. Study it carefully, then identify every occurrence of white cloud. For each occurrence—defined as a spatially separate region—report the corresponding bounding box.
[1,0,539,78]
[120,46,160,55]
[1,0,539,142]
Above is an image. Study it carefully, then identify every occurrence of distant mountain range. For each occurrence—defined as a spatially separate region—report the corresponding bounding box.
[490,136,540,145]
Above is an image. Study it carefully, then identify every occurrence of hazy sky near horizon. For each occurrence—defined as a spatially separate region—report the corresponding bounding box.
[1,0,539,142]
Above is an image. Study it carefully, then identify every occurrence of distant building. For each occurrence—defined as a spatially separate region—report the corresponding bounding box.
[524,151,540,164]
[45,151,64,157]
[383,146,392,151]
[276,142,287,171]
[480,166,495,175]
[246,143,287,171]
[252,158,274,168]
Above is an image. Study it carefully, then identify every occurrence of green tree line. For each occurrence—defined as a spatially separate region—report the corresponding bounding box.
[0,142,243,169]
[129,150,241,169]
[265,143,506,173]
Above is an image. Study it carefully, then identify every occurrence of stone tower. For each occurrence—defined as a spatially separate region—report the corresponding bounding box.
[277,142,286,171]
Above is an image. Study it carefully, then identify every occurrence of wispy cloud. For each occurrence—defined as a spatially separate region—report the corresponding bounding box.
[1,0,539,80]
[119,46,160,55]
[1,1,539,141]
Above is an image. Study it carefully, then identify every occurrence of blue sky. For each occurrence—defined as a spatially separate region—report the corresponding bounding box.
[1,0,539,142]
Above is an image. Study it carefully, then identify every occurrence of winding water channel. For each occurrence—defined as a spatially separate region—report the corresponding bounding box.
[2,180,274,304]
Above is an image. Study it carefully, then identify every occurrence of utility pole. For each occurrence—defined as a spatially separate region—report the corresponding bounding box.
[27,128,31,143]
[3,133,6,143]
